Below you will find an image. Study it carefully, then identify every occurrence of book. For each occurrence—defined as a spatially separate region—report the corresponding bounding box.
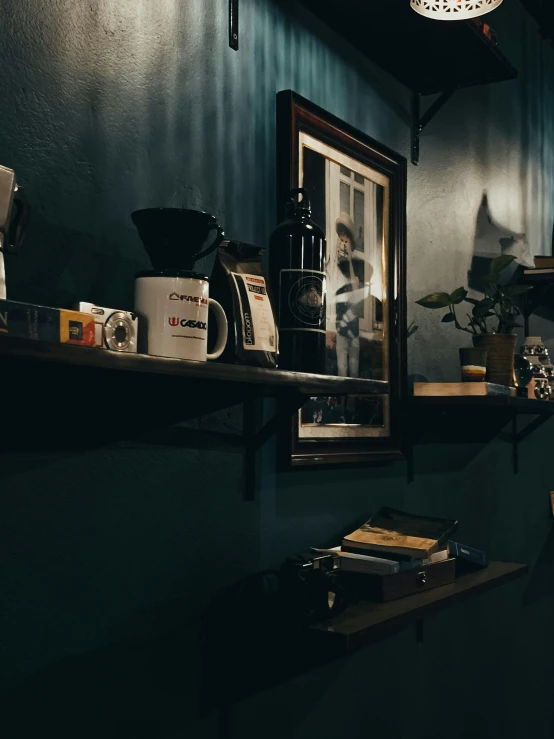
[523,268,554,275]
[424,548,449,565]
[400,548,449,569]
[448,540,488,571]
[0,299,96,346]
[533,256,554,269]
[341,545,450,570]
[311,547,399,575]
[342,508,458,559]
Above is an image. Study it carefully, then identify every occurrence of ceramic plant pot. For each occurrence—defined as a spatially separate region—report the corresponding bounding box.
[473,333,517,386]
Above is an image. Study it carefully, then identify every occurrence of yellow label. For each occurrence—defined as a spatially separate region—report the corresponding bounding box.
[59,310,96,345]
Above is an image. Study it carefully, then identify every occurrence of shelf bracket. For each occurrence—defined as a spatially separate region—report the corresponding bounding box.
[411,88,457,166]
[243,394,305,501]
[229,0,239,50]
[499,411,554,474]
[523,283,554,335]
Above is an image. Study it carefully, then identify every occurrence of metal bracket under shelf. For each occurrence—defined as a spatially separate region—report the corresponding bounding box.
[407,400,554,482]
[499,412,553,474]
[523,283,554,335]
[411,89,457,166]
[242,394,306,501]
[229,0,239,50]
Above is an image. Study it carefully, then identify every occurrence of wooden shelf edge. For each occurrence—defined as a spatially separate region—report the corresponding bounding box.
[310,561,528,652]
[410,395,554,415]
[0,335,389,397]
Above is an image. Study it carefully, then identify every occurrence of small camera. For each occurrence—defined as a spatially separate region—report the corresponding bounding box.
[75,302,138,353]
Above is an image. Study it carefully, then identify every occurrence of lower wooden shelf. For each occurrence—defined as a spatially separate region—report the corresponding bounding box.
[310,561,527,652]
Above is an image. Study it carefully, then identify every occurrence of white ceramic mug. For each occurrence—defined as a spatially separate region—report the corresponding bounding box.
[135,271,228,361]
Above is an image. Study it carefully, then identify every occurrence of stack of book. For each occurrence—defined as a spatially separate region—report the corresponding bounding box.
[314,507,459,576]
[523,256,554,277]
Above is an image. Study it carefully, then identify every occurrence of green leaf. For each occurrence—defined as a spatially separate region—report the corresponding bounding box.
[490,255,516,274]
[449,287,468,305]
[473,301,494,318]
[464,297,480,306]
[441,313,456,323]
[503,284,534,296]
[415,292,451,309]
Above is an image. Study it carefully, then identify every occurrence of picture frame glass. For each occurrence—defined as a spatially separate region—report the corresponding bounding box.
[297,132,391,442]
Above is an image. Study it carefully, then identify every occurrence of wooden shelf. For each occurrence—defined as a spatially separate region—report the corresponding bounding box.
[519,270,554,331]
[311,562,527,652]
[411,394,554,415]
[299,0,517,94]
[522,271,554,284]
[0,335,388,399]
[407,394,554,479]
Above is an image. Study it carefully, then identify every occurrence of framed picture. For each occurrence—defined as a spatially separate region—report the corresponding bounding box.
[276,91,407,467]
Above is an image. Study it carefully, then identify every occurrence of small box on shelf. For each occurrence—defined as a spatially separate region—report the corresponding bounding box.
[340,558,456,603]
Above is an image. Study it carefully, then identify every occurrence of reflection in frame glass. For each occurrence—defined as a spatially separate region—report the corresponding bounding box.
[276,91,407,467]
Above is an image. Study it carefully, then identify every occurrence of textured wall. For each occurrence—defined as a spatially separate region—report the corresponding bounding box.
[1,1,554,738]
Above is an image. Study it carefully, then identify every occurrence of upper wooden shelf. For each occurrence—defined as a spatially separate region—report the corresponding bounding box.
[299,0,517,95]
[311,561,527,652]
[411,395,554,415]
[0,335,388,398]
[521,270,554,284]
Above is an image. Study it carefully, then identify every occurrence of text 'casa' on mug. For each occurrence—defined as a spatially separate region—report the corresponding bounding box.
[134,270,228,362]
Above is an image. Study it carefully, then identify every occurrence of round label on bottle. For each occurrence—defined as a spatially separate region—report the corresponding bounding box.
[279,269,326,333]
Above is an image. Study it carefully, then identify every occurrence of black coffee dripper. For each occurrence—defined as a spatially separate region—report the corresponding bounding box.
[131,208,224,271]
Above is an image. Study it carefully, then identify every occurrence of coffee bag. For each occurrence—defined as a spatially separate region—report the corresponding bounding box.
[211,240,278,368]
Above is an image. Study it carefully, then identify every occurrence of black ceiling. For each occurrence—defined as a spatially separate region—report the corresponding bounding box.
[519,0,554,42]
[298,0,517,94]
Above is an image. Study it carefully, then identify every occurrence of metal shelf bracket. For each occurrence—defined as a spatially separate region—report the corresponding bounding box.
[503,412,553,474]
[412,88,457,166]
[243,394,305,501]
[229,0,239,50]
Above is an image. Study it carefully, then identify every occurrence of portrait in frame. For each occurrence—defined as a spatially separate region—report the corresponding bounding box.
[276,91,407,466]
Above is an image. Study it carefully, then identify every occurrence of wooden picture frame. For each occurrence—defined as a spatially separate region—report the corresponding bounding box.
[276,91,407,467]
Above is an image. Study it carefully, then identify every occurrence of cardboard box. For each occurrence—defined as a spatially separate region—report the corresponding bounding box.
[0,300,95,346]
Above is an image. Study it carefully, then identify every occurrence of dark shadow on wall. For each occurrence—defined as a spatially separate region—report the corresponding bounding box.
[468,192,533,293]
[0,601,202,739]
[0,563,346,739]
[272,0,410,127]
[523,526,554,606]
[4,218,150,311]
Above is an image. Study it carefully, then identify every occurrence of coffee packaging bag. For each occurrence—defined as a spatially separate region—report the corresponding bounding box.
[211,240,278,368]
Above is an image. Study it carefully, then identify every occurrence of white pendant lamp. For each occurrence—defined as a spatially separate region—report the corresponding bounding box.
[410,0,504,21]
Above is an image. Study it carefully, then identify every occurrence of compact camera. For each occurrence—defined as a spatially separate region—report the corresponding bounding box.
[75,302,138,353]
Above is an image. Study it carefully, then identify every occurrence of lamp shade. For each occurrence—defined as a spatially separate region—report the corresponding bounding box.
[410,0,504,21]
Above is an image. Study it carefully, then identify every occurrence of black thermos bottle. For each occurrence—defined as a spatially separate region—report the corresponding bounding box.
[270,188,327,374]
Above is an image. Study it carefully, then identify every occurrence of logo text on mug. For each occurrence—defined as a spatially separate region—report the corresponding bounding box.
[168,317,207,331]
[168,293,208,305]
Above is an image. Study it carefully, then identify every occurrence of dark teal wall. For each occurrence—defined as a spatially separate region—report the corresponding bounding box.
[1,2,554,738]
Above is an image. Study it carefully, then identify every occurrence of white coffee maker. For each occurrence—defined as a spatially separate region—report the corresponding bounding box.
[0,165,30,299]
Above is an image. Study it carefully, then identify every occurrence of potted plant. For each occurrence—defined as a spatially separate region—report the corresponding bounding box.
[416,255,533,385]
